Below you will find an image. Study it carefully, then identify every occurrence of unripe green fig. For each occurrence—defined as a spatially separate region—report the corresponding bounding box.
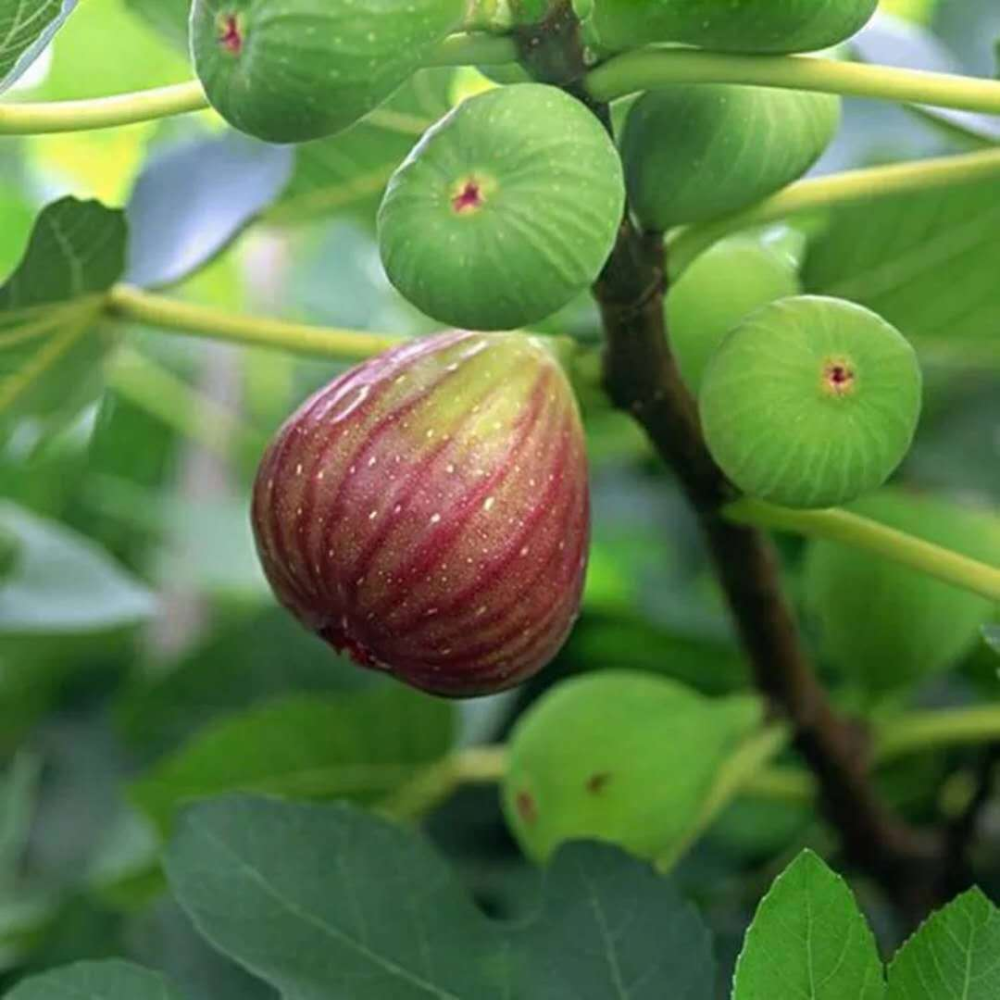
[581,0,878,53]
[250,330,590,698]
[804,490,1000,692]
[190,0,465,143]
[667,235,801,394]
[621,85,841,230]
[503,671,761,863]
[699,296,922,509]
[378,84,625,331]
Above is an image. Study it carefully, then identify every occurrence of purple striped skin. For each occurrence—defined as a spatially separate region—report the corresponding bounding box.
[250,330,590,698]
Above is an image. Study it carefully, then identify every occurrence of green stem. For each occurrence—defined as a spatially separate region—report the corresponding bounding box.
[877,708,1000,763]
[106,286,405,362]
[669,147,1000,274]
[431,34,518,66]
[383,702,1000,821]
[0,33,517,137]
[0,81,208,135]
[586,48,1000,114]
[727,498,1000,603]
[380,746,505,820]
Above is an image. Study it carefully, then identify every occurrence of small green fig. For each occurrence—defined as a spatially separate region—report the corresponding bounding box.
[699,296,922,509]
[250,330,590,698]
[503,671,761,864]
[378,84,625,331]
[621,85,841,230]
[805,490,1000,693]
[190,0,465,143]
[667,235,802,394]
[581,0,878,53]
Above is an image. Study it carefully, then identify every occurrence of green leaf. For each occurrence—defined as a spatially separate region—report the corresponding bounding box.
[6,958,187,1000]
[0,197,127,438]
[503,671,766,866]
[268,69,455,227]
[516,841,715,1000]
[165,795,510,1000]
[0,0,77,92]
[129,686,455,832]
[802,177,1000,352]
[886,888,1000,999]
[165,795,718,999]
[125,133,293,289]
[116,607,369,761]
[732,849,885,1000]
[0,501,155,633]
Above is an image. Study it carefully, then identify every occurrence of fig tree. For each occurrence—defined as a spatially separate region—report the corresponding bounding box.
[250,330,590,698]
[378,84,625,331]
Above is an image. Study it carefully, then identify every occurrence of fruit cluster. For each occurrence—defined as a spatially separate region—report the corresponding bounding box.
[234,0,930,695]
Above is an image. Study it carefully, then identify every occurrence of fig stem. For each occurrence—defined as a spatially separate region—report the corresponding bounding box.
[0,34,518,136]
[106,285,406,362]
[727,498,1000,603]
[670,146,1000,276]
[0,81,209,135]
[382,701,1000,820]
[587,48,1000,116]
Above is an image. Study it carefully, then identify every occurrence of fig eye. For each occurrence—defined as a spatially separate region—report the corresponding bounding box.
[699,296,923,510]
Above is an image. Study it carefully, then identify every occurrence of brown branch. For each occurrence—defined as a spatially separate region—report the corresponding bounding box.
[592,210,946,921]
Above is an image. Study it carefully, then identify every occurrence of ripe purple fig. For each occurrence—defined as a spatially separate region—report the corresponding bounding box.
[250,331,590,698]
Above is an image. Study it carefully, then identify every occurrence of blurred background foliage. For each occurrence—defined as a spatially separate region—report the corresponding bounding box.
[0,0,998,996]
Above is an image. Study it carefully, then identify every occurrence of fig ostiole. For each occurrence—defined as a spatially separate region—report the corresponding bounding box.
[190,0,465,143]
[377,83,625,331]
[581,0,878,54]
[621,84,841,230]
[699,296,923,510]
[251,330,590,698]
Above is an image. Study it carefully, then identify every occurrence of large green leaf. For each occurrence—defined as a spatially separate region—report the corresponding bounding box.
[886,888,1000,999]
[0,0,77,92]
[802,177,1000,350]
[732,850,885,1000]
[0,197,127,438]
[6,959,187,1000]
[165,795,715,999]
[267,69,455,227]
[129,687,455,832]
[0,501,154,633]
[515,841,715,999]
[166,795,510,1000]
